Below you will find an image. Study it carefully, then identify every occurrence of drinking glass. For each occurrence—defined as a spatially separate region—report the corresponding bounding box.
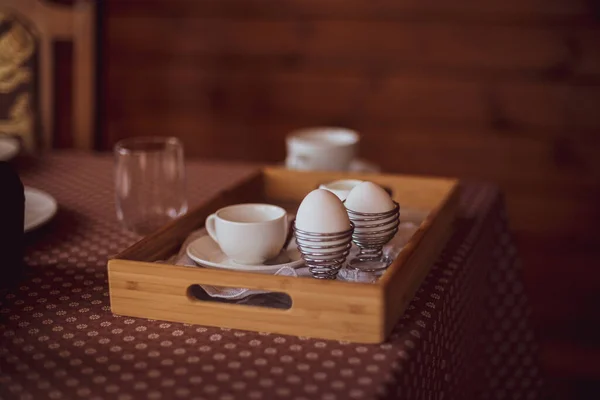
[115,137,187,235]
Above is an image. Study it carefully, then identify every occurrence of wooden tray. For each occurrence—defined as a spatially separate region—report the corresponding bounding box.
[108,167,459,343]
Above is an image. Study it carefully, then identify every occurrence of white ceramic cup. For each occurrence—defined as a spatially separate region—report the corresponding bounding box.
[285,127,360,171]
[205,204,288,265]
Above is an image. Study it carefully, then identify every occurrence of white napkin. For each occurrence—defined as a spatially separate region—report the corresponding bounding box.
[168,222,419,301]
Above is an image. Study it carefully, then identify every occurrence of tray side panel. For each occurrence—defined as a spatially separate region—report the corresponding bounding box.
[108,260,386,343]
[381,185,461,335]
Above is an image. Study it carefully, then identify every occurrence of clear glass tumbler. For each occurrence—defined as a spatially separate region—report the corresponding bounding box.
[115,137,187,235]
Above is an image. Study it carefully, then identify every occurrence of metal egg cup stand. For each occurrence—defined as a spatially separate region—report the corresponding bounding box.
[347,202,400,272]
[293,202,400,279]
[293,224,354,279]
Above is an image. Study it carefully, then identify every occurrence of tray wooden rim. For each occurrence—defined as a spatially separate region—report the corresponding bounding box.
[108,166,460,343]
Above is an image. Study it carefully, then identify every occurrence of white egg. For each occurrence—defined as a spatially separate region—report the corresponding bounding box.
[295,189,350,233]
[344,181,395,213]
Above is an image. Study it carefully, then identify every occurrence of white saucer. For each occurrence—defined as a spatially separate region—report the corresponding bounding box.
[0,136,19,161]
[24,187,58,232]
[186,235,304,274]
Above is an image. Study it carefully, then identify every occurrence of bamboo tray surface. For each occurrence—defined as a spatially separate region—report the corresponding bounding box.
[108,167,459,343]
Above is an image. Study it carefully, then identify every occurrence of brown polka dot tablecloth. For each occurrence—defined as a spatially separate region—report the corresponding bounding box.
[0,152,543,400]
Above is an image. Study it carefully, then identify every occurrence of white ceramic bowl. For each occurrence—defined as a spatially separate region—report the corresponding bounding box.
[286,127,360,172]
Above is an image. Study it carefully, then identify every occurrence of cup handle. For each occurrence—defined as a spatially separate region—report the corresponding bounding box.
[205,214,218,243]
[282,214,294,250]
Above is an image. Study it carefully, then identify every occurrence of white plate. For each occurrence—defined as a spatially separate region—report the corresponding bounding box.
[186,235,304,274]
[0,136,19,161]
[24,187,58,232]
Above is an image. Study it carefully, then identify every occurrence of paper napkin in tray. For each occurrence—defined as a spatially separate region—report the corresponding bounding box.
[166,228,310,301]
[167,222,419,302]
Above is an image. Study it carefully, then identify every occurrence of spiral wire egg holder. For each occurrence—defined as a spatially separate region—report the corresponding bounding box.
[293,223,354,279]
[345,202,400,272]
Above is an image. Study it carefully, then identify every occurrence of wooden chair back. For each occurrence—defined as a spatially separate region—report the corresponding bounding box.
[1,0,95,149]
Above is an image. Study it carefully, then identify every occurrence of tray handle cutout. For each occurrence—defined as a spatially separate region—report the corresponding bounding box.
[186,284,292,310]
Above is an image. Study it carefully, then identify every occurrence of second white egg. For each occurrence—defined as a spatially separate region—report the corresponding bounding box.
[344,181,395,213]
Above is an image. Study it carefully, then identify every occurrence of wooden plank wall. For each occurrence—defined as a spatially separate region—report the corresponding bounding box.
[102,1,600,394]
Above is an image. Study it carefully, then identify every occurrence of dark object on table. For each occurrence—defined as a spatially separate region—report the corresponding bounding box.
[0,161,25,288]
